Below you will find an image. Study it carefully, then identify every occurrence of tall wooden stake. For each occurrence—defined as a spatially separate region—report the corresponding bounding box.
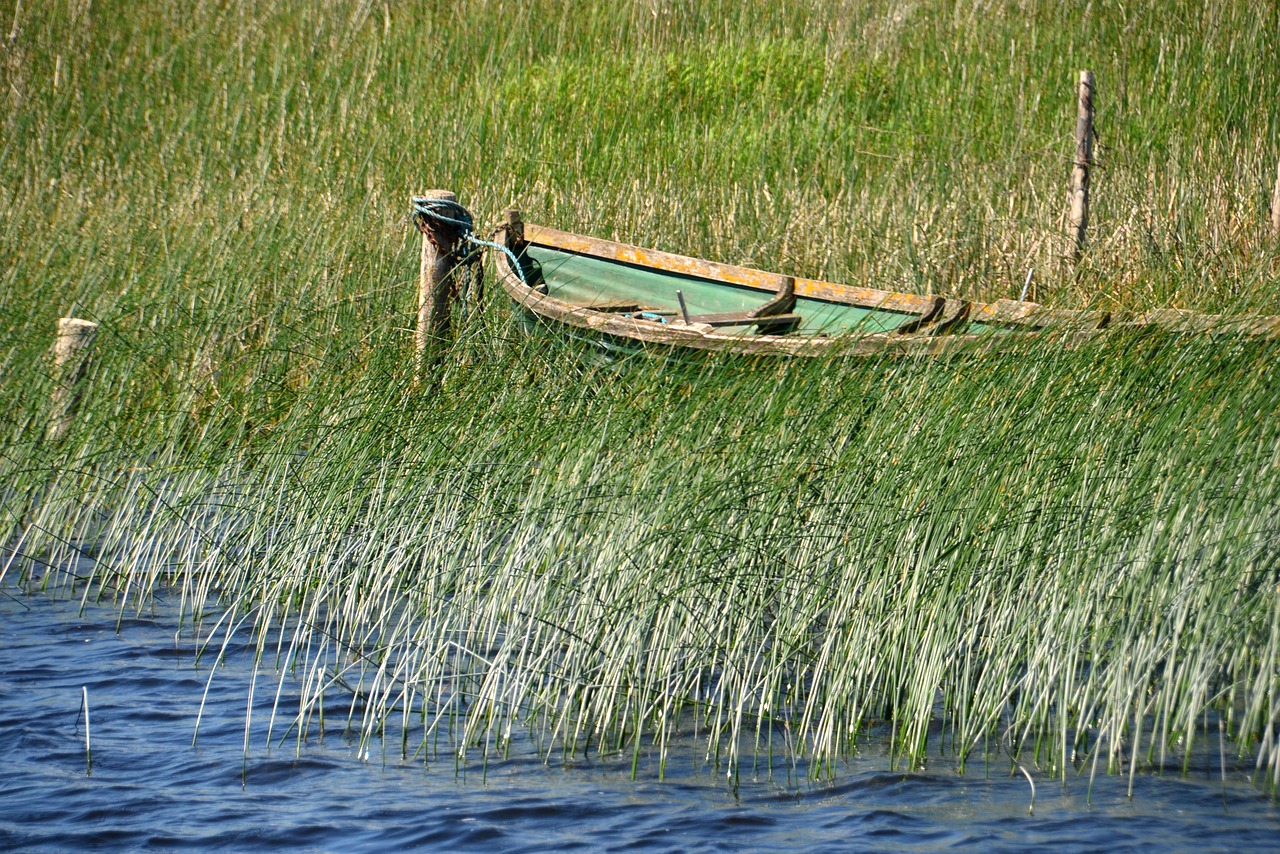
[48,317,97,442]
[1067,70,1095,268]
[413,189,459,382]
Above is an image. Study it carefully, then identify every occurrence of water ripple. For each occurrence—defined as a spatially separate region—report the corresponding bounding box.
[3,590,1279,853]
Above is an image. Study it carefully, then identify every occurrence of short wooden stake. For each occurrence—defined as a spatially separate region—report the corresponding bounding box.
[503,208,525,249]
[1270,155,1280,238]
[1066,70,1095,267]
[413,189,460,382]
[48,317,97,442]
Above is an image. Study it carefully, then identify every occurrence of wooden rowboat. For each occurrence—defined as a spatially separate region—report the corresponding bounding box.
[400,199,1279,358]
[489,210,1118,358]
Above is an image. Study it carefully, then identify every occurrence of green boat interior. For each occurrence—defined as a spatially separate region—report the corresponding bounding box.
[521,244,918,336]
[518,243,1032,338]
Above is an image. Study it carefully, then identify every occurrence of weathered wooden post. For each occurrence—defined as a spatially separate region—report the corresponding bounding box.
[503,208,524,249]
[1066,70,1095,268]
[500,209,548,294]
[48,317,97,441]
[411,189,468,381]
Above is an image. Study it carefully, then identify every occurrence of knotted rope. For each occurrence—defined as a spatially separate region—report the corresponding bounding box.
[411,196,529,288]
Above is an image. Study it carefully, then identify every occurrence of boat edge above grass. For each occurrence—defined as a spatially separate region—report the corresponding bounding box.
[488,211,1280,357]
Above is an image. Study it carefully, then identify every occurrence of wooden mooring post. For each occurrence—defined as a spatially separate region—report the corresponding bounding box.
[48,317,97,442]
[1066,70,1095,268]
[412,189,465,382]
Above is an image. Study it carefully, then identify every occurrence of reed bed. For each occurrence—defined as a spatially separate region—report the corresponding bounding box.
[3,0,1280,791]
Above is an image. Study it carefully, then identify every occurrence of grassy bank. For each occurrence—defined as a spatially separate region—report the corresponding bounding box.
[3,0,1280,788]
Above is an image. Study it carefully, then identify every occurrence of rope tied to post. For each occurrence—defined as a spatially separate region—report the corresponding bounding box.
[410,196,529,287]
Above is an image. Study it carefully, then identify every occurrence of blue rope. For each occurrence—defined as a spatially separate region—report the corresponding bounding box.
[411,196,529,288]
[618,311,670,324]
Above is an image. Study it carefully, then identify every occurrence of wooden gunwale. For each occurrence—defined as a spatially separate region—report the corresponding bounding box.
[1119,309,1280,338]
[525,224,942,316]
[968,298,1108,329]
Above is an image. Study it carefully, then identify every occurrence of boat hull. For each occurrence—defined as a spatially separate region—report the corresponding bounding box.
[487,214,1276,358]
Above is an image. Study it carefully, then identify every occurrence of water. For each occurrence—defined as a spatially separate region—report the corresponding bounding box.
[3,587,1279,852]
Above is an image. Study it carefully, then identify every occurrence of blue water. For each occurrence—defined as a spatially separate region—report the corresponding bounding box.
[3,587,1279,852]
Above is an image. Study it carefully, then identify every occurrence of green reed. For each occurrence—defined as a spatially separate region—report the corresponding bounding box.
[3,0,1280,790]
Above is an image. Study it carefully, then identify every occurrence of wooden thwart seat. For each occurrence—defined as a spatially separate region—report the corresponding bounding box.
[583,302,642,313]
[682,312,803,332]
[683,276,801,334]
